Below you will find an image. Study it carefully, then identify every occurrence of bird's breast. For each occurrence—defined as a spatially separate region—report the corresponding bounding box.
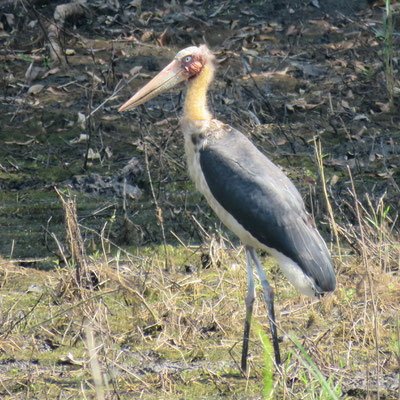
[182,119,264,247]
[182,119,209,194]
[181,118,227,195]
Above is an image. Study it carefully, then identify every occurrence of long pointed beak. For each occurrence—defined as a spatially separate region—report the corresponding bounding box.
[118,59,186,112]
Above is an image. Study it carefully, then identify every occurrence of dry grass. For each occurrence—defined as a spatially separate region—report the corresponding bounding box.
[1,98,399,399]
[1,1,399,398]
[0,127,400,398]
[0,198,399,399]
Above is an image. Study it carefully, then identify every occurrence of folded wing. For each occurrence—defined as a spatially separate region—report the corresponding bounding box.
[199,125,336,293]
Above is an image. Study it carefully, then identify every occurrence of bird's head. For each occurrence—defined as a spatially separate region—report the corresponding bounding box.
[118,45,214,112]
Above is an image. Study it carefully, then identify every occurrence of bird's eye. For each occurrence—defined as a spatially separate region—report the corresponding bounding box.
[184,56,192,63]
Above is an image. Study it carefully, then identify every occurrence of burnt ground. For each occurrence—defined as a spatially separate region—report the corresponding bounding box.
[0,0,400,398]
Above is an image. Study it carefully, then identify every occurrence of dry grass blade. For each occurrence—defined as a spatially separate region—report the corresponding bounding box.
[348,166,381,400]
[144,143,170,271]
[55,187,92,292]
[314,137,342,262]
[85,322,106,400]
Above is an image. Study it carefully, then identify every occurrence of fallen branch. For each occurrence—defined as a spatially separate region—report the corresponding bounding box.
[47,0,88,62]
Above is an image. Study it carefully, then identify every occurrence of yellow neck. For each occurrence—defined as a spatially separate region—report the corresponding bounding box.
[184,64,213,122]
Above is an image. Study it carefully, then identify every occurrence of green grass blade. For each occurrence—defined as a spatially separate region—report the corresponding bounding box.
[255,324,274,399]
[290,333,340,400]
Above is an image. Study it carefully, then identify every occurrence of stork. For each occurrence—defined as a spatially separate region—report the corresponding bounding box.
[119,45,336,371]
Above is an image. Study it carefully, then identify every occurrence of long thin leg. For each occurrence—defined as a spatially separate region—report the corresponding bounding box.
[249,247,281,365]
[241,246,256,372]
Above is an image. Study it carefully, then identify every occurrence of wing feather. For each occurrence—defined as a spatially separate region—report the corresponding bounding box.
[199,125,335,292]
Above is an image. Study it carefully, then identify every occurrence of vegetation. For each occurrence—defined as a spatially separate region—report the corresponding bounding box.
[0,0,399,398]
[0,182,399,398]
[383,0,395,109]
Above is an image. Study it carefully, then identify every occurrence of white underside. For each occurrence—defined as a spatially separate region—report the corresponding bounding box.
[182,119,318,299]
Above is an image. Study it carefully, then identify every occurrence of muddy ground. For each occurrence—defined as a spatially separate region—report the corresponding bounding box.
[0,0,400,398]
[1,0,399,260]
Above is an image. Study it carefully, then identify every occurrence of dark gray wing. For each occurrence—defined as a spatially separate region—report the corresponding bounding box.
[199,126,335,293]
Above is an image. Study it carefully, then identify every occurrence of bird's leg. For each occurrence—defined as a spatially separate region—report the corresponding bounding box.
[241,246,256,372]
[249,247,281,365]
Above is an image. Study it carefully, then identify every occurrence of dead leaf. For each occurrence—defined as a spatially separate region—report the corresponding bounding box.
[77,112,86,129]
[241,9,256,16]
[87,148,101,160]
[70,134,89,144]
[259,34,276,41]
[0,29,10,39]
[270,49,285,56]
[141,29,154,42]
[231,20,239,30]
[28,84,44,94]
[310,19,334,31]
[375,102,390,113]
[276,137,287,146]
[329,41,355,51]
[42,67,60,79]
[105,146,113,158]
[242,48,259,57]
[4,13,15,26]
[353,114,370,121]
[376,171,394,179]
[101,115,119,121]
[354,61,366,73]
[129,65,143,76]
[311,0,320,8]
[330,175,339,186]
[269,22,283,30]
[128,0,142,10]
[47,86,63,95]
[286,25,298,36]
[59,352,84,366]
[154,117,178,126]
[261,25,274,33]
[341,100,351,109]
[335,59,348,68]
[286,98,324,111]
